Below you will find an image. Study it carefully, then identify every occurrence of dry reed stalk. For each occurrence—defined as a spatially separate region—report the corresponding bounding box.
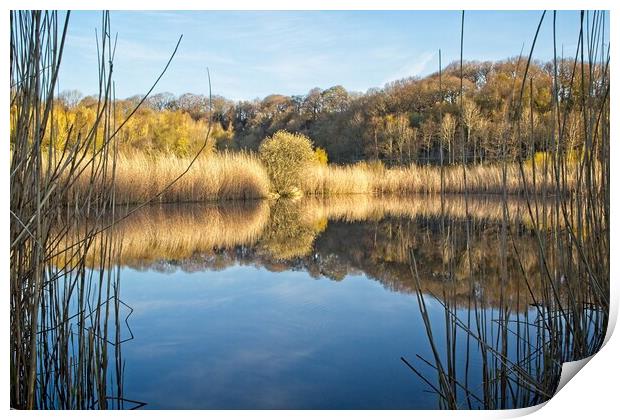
[10,11,183,409]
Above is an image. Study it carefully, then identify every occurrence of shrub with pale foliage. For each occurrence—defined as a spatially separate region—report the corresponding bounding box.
[258,130,317,196]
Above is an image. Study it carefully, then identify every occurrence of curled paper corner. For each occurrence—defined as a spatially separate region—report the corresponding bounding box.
[551,308,615,399]
[555,356,594,396]
[493,402,547,418]
[603,291,619,348]
[495,356,601,419]
[544,283,620,401]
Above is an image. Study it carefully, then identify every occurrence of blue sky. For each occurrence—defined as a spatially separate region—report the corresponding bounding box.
[58,10,607,101]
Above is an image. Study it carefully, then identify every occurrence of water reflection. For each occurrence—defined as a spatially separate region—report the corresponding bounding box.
[92,196,567,309]
[65,195,606,409]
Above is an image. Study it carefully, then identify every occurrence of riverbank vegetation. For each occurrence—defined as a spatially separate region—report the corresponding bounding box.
[62,145,576,204]
[35,48,606,203]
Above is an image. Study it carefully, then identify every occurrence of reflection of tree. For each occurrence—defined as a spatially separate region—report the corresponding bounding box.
[65,197,583,310]
[303,218,543,307]
[122,214,558,309]
[258,199,321,260]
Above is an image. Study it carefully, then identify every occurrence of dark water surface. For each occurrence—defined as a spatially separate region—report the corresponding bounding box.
[85,196,604,409]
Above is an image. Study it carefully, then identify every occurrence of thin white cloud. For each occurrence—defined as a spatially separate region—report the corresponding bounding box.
[252,54,332,91]
[381,51,436,85]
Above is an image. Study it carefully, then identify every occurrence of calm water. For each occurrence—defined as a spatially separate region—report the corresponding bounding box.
[68,196,605,409]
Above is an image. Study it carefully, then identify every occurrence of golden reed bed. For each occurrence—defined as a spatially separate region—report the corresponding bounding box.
[60,151,579,204]
[302,162,569,196]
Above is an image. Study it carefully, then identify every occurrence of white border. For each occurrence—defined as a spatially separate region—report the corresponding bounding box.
[0,1,616,11]
[3,2,618,419]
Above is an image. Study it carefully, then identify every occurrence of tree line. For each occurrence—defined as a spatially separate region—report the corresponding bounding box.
[49,57,604,165]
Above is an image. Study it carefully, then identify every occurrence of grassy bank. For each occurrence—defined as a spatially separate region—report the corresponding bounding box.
[65,151,577,204]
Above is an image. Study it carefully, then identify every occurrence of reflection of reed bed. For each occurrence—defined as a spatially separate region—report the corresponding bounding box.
[58,196,595,313]
[67,195,564,280]
[87,201,271,266]
[66,194,555,268]
[299,194,556,228]
[64,199,316,265]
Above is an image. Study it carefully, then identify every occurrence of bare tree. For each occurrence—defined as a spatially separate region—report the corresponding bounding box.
[440,113,456,164]
[462,98,481,163]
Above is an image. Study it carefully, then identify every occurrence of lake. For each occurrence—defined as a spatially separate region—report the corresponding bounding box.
[47,195,606,409]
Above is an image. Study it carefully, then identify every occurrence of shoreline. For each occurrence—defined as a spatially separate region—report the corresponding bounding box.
[61,150,580,206]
